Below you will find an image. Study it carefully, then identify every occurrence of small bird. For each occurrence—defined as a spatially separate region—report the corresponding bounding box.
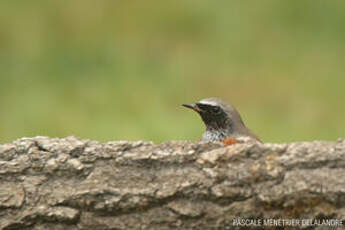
[182,98,261,144]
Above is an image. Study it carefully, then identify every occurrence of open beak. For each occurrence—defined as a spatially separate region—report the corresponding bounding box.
[182,103,202,113]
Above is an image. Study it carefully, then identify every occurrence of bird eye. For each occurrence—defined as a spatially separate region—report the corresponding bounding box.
[211,106,221,114]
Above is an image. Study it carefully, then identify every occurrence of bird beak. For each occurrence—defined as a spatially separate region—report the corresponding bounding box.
[182,103,203,113]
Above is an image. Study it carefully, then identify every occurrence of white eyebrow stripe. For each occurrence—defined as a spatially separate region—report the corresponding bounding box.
[198,99,218,106]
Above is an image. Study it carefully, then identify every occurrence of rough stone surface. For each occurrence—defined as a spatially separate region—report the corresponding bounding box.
[0,136,345,229]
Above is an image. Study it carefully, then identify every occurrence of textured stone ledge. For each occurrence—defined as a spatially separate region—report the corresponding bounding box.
[0,136,345,230]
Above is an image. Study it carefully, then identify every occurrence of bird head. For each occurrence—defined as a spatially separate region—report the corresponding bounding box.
[182,98,244,131]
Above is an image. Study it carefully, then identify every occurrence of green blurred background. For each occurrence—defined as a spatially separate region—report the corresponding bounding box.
[1,0,344,144]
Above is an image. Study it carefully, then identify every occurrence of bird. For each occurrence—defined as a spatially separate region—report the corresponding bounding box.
[182,97,261,144]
